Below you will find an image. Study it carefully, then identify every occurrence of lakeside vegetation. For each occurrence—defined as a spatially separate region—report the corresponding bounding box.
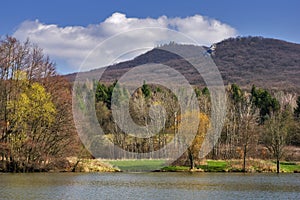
[161,159,300,173]
[102,159,300,173]
[1,36,300,173]
[77,79,300,173]
[106,159,166,172]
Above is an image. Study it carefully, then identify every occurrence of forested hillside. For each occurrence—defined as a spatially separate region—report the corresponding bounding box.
[213,37,300,91]
[66,36,300,93]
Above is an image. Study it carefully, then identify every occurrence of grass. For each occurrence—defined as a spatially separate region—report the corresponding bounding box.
[160,166,190,172]
[198,160,229,172]
[278,161,300,173]
[160,160,300,173]
[161,160,229,172]
[106,159,167,172]
[103,159,300,173]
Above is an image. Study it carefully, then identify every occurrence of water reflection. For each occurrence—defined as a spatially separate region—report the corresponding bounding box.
[0,173,299,200]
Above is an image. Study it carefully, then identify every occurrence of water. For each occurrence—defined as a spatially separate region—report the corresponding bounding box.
[0,172,299,200]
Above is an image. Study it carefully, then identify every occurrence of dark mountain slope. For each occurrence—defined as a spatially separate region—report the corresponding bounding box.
[66,37,300,92]
[213,37,300,91]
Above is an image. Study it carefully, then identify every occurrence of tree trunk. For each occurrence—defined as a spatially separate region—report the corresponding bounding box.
[243,145,247,172]
[72,160,80,172]
[188,148,194,170]
[276,158,280,173]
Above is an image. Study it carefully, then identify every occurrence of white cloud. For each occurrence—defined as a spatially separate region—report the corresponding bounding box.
[13,13,237,74]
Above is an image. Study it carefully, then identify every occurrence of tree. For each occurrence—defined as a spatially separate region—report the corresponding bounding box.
[263,107,293,173]
[188,113,210,170]
[219,84,244,160]
[238,94,259,172]
[172,112,210,170]
[224,84,259,171]
[141,80,151,98]
[41,75,80,166]
[0,36,79,172]
[8,82,56,171]
[251,85,280,124]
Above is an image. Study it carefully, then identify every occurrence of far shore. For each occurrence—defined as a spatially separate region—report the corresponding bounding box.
[1,158,300,173]
[102,159,300,173]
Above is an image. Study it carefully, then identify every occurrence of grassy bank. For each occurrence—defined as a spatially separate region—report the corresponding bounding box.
[105,159,167,172]
[280,161,300,172]
[161,159,300,173]
[64,158,300,173]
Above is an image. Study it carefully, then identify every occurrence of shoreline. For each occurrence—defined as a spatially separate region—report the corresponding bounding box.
[159,159,300,173]
[1,159,300,173]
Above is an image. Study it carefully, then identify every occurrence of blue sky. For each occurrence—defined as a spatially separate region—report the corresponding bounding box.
[1,0,299,73]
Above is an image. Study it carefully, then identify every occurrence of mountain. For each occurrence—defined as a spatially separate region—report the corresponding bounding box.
[65,36,300,92]
[213,37,300,92]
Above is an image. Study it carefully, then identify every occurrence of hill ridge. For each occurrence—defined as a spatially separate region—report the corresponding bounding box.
[65,36,300,93]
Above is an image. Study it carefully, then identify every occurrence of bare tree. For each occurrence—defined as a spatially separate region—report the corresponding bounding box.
[263,106,293,173]
[238,93,259,172]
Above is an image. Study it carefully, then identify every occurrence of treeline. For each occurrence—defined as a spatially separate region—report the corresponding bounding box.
[74,80,300,172]
[217,84,299,172]
[0,37,82,172]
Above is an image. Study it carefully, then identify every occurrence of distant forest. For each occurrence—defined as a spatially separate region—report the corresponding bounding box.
[74,80,300,172]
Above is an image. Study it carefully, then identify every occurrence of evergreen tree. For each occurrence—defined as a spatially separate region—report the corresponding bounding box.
[141,80,151,98]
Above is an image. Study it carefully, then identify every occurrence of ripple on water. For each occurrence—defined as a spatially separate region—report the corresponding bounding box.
[0,173,299,200]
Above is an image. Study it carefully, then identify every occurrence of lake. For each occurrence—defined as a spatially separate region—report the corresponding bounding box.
[0,172,299,199]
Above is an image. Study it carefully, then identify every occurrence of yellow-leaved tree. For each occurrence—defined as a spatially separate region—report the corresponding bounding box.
[8,82,56,172]
[172,112,210,170]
